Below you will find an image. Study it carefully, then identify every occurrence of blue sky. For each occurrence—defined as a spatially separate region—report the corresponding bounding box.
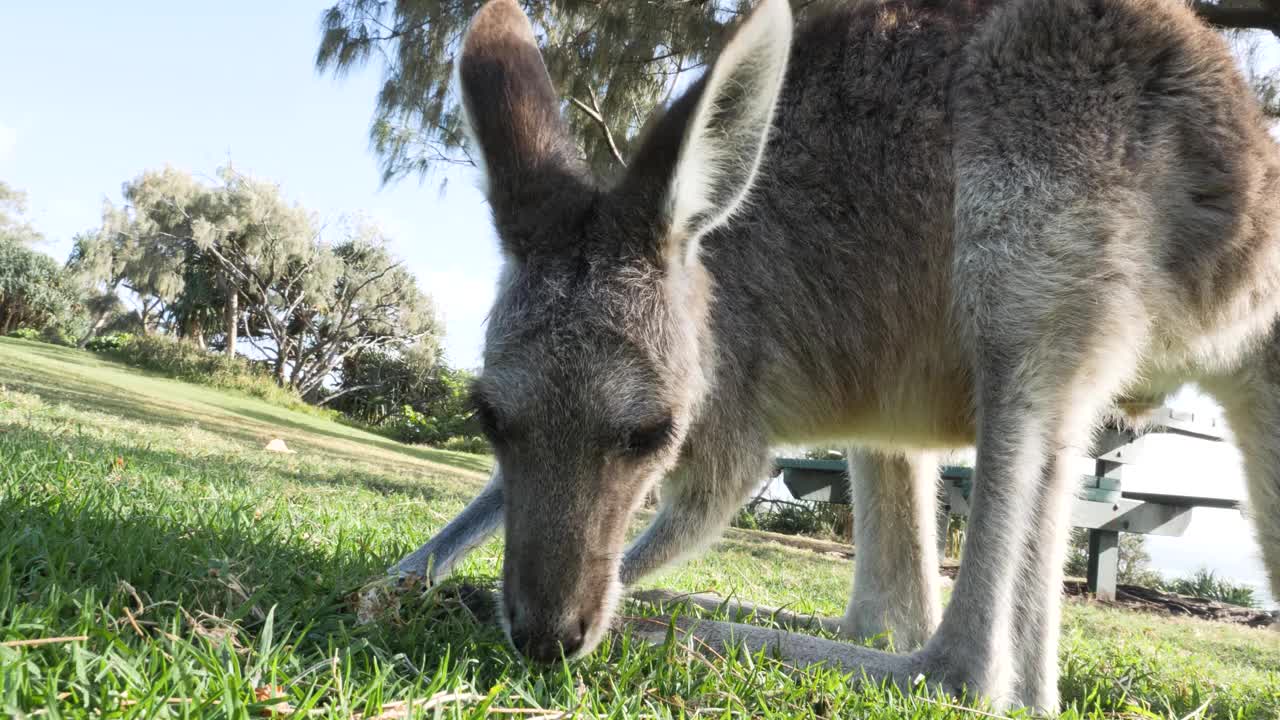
[0,0,501,368]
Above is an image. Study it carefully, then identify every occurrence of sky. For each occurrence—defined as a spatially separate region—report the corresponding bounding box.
[1,3,1278,602]
[0,0,501,369]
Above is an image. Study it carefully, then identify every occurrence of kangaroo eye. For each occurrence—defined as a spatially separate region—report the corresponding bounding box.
[624,417,675,457]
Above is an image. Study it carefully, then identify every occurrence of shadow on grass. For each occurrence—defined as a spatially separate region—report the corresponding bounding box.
[0,418,479,513]
[236,407,492,476]
[0,356,491,480]
[0,423,507,669]
[0,339,119,367]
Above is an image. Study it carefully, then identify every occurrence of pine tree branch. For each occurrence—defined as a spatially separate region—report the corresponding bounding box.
[570,94,627,168]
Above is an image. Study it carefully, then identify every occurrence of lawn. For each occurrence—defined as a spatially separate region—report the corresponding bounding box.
[1,336,1277,718]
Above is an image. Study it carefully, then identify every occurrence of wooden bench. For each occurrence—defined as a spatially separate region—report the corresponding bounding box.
[775,408,1241,602]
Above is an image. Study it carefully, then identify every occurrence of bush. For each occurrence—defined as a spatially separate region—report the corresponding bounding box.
[330,352,480,449]
[99,334,335,419]
[0,234,83,336]
[732,498,846,541]
[38,324,75,347]
[5,324,78,346]
[84,332,134,353]
[1159,569,1257,608]
[1064,528,1158,585]
[379,405,489,452]
[439,435,491,455]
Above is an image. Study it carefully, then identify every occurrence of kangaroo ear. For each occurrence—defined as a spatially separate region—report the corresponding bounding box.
[621,0,792,261]
[458,0,585,228]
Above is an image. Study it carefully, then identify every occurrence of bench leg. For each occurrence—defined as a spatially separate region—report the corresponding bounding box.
[1086,529,1119,602]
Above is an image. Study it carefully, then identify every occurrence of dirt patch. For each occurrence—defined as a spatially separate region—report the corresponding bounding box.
[1064,579,1278,628]
[939,565,1277,629]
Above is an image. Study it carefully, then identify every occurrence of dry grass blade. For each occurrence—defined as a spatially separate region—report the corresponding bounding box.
[916,696,1014,720]
[1,635,89,648]
[355,691,485,719]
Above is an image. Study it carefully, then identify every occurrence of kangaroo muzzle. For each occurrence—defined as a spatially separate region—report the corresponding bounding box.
[502,540,619,663]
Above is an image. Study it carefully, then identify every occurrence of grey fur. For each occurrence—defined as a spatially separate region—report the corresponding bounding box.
[390,470,503,583]
[396,0,1280,711]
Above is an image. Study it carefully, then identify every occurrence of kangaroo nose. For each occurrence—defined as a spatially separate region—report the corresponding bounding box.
[512,619,587,663]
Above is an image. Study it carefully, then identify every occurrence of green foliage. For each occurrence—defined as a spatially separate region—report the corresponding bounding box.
[90,167,440,396]
[439,434,491,455]
[83,331,134,353]
[6,327,39,341]
[315,2,1280,183]
[1065,529,1161,585]
[331,348,481,450]
[36,323,77,347]
[381,400,484,451]
[0,234,82,337]
[1159,569,1258,608]
[99,334,333,418]
[732,498,846,541]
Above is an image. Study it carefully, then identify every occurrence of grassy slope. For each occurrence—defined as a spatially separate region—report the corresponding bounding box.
[0,337,1277,719]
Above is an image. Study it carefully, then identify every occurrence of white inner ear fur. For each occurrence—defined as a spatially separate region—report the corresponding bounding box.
[667,0,793,261]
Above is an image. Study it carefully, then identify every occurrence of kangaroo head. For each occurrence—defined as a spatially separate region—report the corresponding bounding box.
[458,0,792,662]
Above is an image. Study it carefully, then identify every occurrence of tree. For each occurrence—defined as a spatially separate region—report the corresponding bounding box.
[98,167,211,337]
[0,234,77,336]
[327,342,442,422]
[1230,24,1280,117]
[88,166,441,395]
[99,166,326,356]
[316,0,1280,183]
[65,230,127,347]
[285,220,439,399]
[191,167,321,358]
[0,181,43,246]
[316,0,750,181]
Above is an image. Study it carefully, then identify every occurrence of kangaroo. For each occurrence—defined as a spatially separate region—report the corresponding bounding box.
[393,0,1280,711]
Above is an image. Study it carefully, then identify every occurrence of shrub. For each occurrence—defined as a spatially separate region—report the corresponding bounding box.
[98,334,335,419]
[1159,569,1257,608]
[732,498,846,541]
[84,332,134,353]
[379,403,487,451]
[0,234,82,336]
[1064,528,1156,584]
[439,435,491,455]
[38,324,75,347]
[7,327,39,340]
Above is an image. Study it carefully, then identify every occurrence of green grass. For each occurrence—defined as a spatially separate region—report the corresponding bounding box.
[1,336,1278,718]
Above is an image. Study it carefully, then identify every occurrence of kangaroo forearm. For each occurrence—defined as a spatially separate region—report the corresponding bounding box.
[390,472,505,582]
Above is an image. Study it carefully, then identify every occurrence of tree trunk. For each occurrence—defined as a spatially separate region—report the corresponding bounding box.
[224,290,238,358]
[289,337,306,388]
[77,310,111,348]
[275,335,291,385]
[191,315,206,350]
